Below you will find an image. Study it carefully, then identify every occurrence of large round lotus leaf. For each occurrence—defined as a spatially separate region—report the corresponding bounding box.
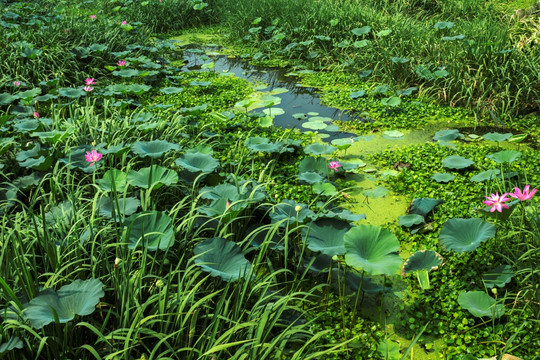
[112,69,140,78]
[0,336,23,352]
[124,211,174,251]
[244,136,269,146]
[486,150,521,164]
[57,87,86,98]
[270,199,315,225]
[131,140,180,159]
[304,143,337,156]
[331,137,354,149]
[247,225,284,251]
[299,156,331,176]
[98,197,140,220]
[160,86,184,94]
[175,152,219,174]
[457,291,505,318]
[127,165,178,190]
[262,107,285,116]
[24,278,104,329]
[383,130,404,139]
[0,93,16,105]
[45,201,74,226]
[302,218,352,256]
[344,225,402,276]
[402,250,443,274]
[97,169,128,192]
[431,173,455,183]
[483,265,514,288]
[409,198,443,217]
[439,218,495,253]
[298,171,324,185]
[381,97,401,107]
[125,84,151,96]
[398,214,425,227]
[433,129,461,141]
[482,132,512,142]
[313,182,338,196]
[302,122,327,130]
[470,169,501,182]
[13,173,42,190]
[199,181,266,210]
[194,237,251,281]
[247,142,283,153]
[442,155,474,169]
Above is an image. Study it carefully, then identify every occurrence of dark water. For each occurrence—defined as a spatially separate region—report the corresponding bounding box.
[180,46,358,141]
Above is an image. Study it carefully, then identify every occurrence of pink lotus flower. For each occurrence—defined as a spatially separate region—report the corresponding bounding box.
[117,60,126,67]
[83,86,94,92]
[33,111,39,118]
[509,185,537,201]
[85,78,96,85]
[328,161,341,172]
[13,81,21,87]
[85,150,102,166]
[483,192,511,213]
[90,14,97,19]
[121,21,127,25]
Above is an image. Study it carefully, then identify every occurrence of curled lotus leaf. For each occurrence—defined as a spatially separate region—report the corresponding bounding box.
[409,198,442,217]
[470,169,501,183]
[302,218,352,256]
[402,250,443,275]
[131,140,180,159]
[270,199,315,225]
[486,150,521,164]
[431,173,455,183]
[483,265,514,288]
[127,165,179,189]
[175,152,219,173]
[398,214,425,228]
[124,211,175,251]
[433,129,460,141]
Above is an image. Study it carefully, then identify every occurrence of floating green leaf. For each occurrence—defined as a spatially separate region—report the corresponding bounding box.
[433,129,461,141]
[304,143,337,156]
[431,173,455,183]
[270,199,315,225]
[352,26,371,36]
[298,171,324,185]
[442,155,474,169]
[399,214,425,227]
[482,132,512,142]
[409,198,442,217]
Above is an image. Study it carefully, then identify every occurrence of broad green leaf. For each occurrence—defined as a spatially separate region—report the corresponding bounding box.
[409,198,442,217]
[398,214,425,227]
[193,237,251,281]
[442,155,474,169]
[127,165,179,189]
[124,211,175,251]
[131,140,180,159]
[313,182,338,196]
[458,291,505,318]
[483,265,514,288]
[431,173,455,183]
[302,218,352,256]
[98,197,140,219]
[486,150,521,164]
[439,218,495,253]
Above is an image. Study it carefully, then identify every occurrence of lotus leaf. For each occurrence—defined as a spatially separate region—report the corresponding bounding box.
[112,69,140,78]
[483,132,512,142]
[199,181,265,210]
[262,107,285,116]
[298,171,324,185]
[270,199,315,225]
[247,225,284,251]
[383,130,404,139]
[13,119,39,133]
[391,57,409,63]
[409,198,442,217]
[303,254,333,275]
[486,150,521,164]
[442,155,474,169]
[298,156,330,175]
[0,185,17,215]
[125,84,151,96]
[434,21,454,29]
[302,218,351,256]
[57,87,86,98]
[160,86,184,94]
[313,182,338,196]
[433,129,461,141]
[350,90,366,99]
[398,214,425,227]
[302,122,327,130]
[194,237,251,281]
[98,197,140,220]
[15,88,41,100]
[0,336,23,353]
[31,129,72,144]
[304,143,336,156]
[362,187,388,198]
[470,169,501,182]
[97,169,128,192]
[24,278,104,329]
[292,113,307,120]
[131,140,180,159]
[397,87,417,96]
[457,291,505,318]
[483,265,513,288]
[377,339,400,360]
[0,93,16,105]
[258,116,273,127]
[322,207,366,222]
[344,225,402,276]
[439,218,495,253]
[353,40,371,48]
[127,165,178,190]
[352,26,371,35]
[13,173,42,190]
[402,250,443,274]
[124,211,175,251]
[431,173,455,183]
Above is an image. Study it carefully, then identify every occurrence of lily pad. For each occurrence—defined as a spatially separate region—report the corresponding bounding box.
[98,197,140,220]
[313,182,338,196]
[96,169,128,192]
[433,129,461,141]
[402,250,443,288]
[298,171,324,185]
[409,198,442,217]
[302,218,351,256]
[350,90,366,99]
[482,132,512,142]
[398,214,425,227]
[304,143,337,156]
[383,130,404,139]
[127,165,178,190]
[302,122,327,130]
[362,187,388,198]
[470,169,501,183]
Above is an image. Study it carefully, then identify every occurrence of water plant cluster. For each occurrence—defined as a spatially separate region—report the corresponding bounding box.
[0,0,539,359]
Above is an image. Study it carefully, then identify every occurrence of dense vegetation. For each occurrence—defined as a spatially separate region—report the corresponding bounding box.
[0,0,538,359]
